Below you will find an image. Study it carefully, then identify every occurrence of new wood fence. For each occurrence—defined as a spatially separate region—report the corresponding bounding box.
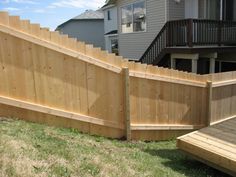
[0,12,235,140]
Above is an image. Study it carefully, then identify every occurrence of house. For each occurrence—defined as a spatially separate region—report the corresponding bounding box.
[102,3,118,55]
[104,0,236,74]
[56,10,105,49]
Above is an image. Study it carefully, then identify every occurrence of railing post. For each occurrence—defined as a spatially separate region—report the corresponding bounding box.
[187,19,193,47]
[123,67,131,141]
[218,21,222,46]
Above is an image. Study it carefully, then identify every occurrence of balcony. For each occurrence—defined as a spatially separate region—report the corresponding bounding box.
[140,19,236,65]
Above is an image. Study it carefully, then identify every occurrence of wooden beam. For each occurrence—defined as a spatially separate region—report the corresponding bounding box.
[212,79,236,87]
[0,95,124,130]
[131,124,205,130]
[129,71,206,88]
[123,67,131,141]
[171,53,199,60]
[200,52,218,59]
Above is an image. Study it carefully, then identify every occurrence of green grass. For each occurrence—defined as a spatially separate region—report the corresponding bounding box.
[0,117,230,177]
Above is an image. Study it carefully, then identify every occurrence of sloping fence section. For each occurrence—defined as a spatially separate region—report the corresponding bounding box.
[206,72,236,125]
[0,12,235,140]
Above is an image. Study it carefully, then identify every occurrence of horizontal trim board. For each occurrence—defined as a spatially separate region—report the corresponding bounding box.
[212,79,236,87]
[0,95,124,130]
[130,71,206,87]
[0,24,122,73]
[131,124,205,130]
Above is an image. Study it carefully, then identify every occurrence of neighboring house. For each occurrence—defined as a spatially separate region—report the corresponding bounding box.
[56,10,105,49]
[102,3,118,55]
[104,0,236,74]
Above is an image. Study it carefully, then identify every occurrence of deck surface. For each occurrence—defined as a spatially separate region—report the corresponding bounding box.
[177,118,236,176]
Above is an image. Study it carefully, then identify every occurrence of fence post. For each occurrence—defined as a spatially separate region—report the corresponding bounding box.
[123,67,131,141]
[207,81,213,126]
[187,19,193,47]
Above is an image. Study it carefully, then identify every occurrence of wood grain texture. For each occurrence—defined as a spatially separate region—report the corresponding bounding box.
[177,117,236,176]
[0,13,235,140]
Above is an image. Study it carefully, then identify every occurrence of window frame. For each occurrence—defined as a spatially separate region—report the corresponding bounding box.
[120,0,147,34]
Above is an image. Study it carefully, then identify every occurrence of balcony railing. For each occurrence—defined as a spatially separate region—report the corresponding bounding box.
[140,19,236,64]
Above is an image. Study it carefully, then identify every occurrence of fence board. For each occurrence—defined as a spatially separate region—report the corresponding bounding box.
[0,13,235,140]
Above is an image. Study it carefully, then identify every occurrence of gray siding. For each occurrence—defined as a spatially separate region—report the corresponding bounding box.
[117,0,166,60]
[198,0,206,19]
[59,20,105,49]
[104,6,118,34]
[167,0,185,21]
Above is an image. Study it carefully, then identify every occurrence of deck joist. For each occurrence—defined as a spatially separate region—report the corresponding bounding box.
[177,117,236,176]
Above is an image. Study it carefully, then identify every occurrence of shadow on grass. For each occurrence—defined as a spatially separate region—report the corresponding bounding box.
[143,149,231,177]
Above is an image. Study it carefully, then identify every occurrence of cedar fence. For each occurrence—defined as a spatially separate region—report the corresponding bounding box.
[0,12,235,140]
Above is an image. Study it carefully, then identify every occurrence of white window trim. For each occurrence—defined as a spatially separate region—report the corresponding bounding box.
[120,0,147,34]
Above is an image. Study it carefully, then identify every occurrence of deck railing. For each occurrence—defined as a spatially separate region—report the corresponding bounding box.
[140,19,236,64]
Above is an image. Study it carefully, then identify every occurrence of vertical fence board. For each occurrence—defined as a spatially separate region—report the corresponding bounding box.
[0,14,236,140]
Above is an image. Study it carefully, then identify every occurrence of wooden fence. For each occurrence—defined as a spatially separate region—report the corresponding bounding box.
[0,12,235,140]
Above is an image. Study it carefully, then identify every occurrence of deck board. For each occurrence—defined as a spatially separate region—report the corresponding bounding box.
[177,117,236,176]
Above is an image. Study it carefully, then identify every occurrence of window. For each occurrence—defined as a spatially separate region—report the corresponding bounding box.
[133,2,146,32]
[107,10,111,20]
[121,1,146,33]
[121,4,133,33]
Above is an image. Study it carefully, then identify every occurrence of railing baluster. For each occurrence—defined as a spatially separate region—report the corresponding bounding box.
[187,19,193,47]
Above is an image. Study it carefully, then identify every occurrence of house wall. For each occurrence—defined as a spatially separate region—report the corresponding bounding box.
[104,6,118,34]
[116,0,166,60]
[185,0,198,18]
[59,20,105,49]
[167,0,185,21]
[105,35,110,52]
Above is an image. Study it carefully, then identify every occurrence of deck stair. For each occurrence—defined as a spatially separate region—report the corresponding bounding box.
[177,117,236,176]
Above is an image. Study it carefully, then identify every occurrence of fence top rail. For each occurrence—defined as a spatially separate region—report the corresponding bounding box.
[212,79,236,88]
[129,71,207,87]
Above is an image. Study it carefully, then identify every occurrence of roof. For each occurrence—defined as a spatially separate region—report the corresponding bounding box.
[73,10,104,20]
[56,10,104,30]
[102,0,116,9]
[105,0,116,5]
[105,30,118,35]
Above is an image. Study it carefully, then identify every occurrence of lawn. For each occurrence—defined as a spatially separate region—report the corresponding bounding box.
[0,117,229,177]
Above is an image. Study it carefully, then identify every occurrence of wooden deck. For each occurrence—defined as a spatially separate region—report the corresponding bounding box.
[177,117,236,176]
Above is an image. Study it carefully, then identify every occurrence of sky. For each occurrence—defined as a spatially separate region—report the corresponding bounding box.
[0,0,106,30]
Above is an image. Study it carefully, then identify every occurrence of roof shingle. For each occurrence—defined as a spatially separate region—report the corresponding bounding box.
[73,10,104,20]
